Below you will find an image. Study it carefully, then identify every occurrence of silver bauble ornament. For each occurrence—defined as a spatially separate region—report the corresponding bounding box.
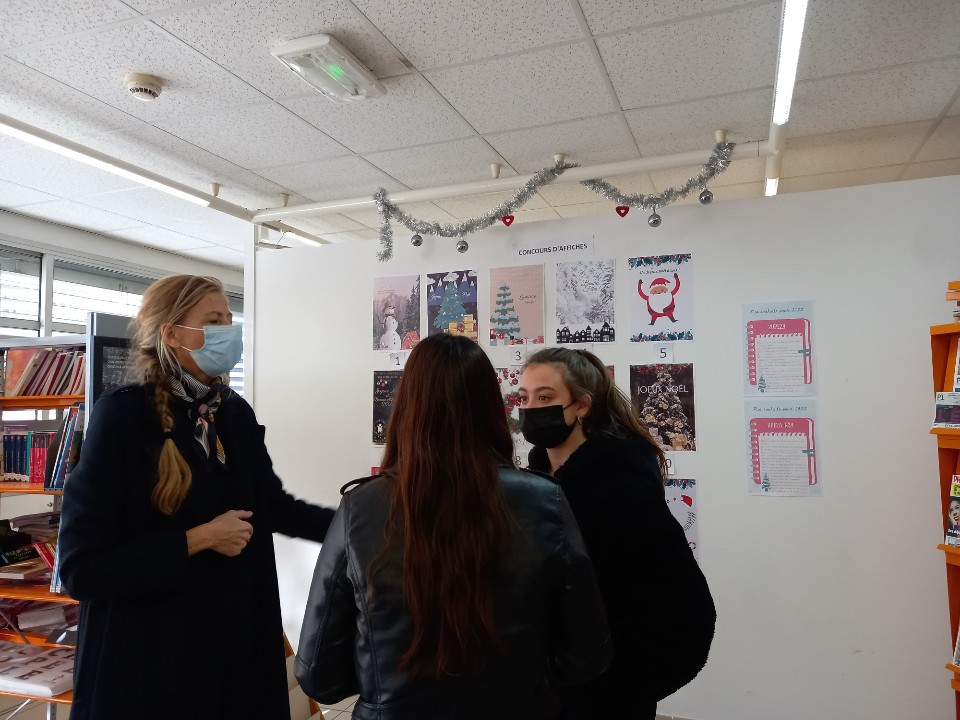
[410,233,423,247]
[647,212,662,228]
[456,239,468,253]
[699,189,714,205]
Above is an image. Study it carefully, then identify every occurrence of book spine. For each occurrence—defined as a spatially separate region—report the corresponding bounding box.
[0,545,39,567]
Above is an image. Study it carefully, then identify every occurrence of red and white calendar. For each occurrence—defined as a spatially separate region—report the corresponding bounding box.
[746,317,813,395]
[749,416,819,495]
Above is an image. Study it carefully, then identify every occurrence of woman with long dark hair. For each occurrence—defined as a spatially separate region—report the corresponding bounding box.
[519,347,716,719]
[296,333,611,719]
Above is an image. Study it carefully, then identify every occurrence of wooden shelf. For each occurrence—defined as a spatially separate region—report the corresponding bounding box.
[0,586,75,605]
[0,628,72,647]
[932,323,960,336]
[0,688,72,704]
[0,395,83,411]
[0,483,61,495]
[939,545,960,567]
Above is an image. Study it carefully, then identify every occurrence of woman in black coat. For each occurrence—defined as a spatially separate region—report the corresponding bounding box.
[58,274,334,720]
[518,348,716,719]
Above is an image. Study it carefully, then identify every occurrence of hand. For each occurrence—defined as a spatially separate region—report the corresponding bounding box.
[187,510,253,557]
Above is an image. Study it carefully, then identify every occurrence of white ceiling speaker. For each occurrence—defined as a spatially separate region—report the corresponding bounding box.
[125,73,163,102]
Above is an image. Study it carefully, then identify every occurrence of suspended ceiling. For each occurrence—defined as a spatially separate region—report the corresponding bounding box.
[0,0,958,269]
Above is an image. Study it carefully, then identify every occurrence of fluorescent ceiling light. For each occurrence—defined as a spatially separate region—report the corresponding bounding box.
[271,34,385,103]
[772,0,810,125]
[0,112,210,206]
[765,177,779,196]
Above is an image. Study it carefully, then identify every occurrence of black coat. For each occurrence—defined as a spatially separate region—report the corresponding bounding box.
[529,436,716,717]
[295,467,613,720]
[58,384,334,720]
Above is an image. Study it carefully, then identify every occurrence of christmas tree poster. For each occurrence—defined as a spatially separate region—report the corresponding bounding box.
[373,275,420,351]
[630,363,697,452]
[495,367,529,467]
[555,259,615,344]
[426,269,478,342]
[665,478,700,561]
[627,254,694,342]
[489,265,544,346]
[372,370,402,445]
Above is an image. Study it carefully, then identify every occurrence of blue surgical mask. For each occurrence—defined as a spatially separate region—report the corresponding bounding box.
[176,324,243,377]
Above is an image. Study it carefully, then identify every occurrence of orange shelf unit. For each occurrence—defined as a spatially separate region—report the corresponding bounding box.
[0,688,72,705]
[0,585,76,605]
[0,483,62,495]
[932,322,960,719]
[0,394,83,411]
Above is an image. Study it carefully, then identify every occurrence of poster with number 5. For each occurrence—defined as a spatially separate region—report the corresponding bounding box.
[627,254,694,342]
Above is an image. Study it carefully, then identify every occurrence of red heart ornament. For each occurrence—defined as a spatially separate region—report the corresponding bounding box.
[615,205,630,218]
[501,215,515,227]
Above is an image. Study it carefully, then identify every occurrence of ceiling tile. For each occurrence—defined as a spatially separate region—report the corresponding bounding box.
[434,191,549,219]
[0,59,141,140]
[285,213,367,234]
[781,123,931,177]
[538,172,656,206]
[425,43,618,134]
[487,114,639,173]
[212,171,310,210]
[625,88,771,156]
[364,137,514,188]
[579,0,762,36]
[314,228,380,243]
[951,96,960,117]
[280,74,474,154]
[779,166,901,194]
[255,156,406,199]
[150,0,408,101]
[352,0,582,70]
[788,59,960,137]
[798,0,960,81]
[9,23,266,123]
[649,156,764,192]
[9,199,145,232]
[915,116,960,163]
[340,201,457,228]
[596,3,779,109]
[554,202,610,219]
[901,159,960,182]
[109,225,217,251]
[0,137,142,198]
[511,206,561,224]
[0,180,59,207]
[179,245,245,268]
[0,0,137,51]
[154,101,349,170]
[710,181,763,202]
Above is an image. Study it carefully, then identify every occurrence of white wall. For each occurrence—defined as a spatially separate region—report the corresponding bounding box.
[254,175,960,720]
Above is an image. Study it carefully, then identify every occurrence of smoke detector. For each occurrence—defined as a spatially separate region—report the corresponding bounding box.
[125,73,163,102]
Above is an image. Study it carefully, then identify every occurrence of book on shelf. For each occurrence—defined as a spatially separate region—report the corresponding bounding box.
[947,477,960,547]
[0,545,40,568]
[934,392,960,429]
[2,350,39,396]
[0,557,50,581]
[3,348,85,398]
[32,541,56,570]
[0,640,74,698]
[45,403,83,490]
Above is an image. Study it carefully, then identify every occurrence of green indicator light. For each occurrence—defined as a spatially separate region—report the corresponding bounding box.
[328,64,345,81]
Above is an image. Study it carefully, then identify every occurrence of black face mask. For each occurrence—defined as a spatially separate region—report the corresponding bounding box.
[518,403,576,448]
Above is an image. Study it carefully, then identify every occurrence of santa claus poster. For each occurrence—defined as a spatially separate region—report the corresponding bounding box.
[630,363,697,452]
[373,275,420,351]
[555,259,615,344]
[627,254,694,342]
[665,478,700,561]
[426,269,478,342]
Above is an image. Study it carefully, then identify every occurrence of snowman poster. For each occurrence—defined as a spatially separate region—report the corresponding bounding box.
[373,275,420,351]
[627,254,694,342]
[665,478,700,561]
[426,269,478,342]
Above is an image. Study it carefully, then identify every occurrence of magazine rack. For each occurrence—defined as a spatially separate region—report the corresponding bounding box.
[932,322,960,718]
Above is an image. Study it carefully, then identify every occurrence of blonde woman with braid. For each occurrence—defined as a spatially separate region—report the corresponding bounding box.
[518,348,716,719]
[58,274,335,720]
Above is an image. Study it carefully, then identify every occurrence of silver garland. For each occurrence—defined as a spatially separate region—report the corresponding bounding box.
[580,142,735,211]
[375,161,578,262]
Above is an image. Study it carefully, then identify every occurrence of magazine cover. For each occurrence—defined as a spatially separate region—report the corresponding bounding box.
[947,476,960,547]
[372,275,420,351]
[630,363,696,452]
[555,259,615,344]
[426,269,478,342]
[372,370,402,445]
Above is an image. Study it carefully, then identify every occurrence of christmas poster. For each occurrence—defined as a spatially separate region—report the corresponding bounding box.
[665,478,700,561]
[555,259,615,344]
[745,399,820,497]
[373,275,420,351]
[372,370,402,445]
[495,366,529,467]
[489,265,545,346]
[426,269,478,342]
[742,300,816,396]
[630,363,696,452]
[627,254,694,342]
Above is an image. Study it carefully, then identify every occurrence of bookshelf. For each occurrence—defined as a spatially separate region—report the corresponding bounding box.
[932,321,960,719]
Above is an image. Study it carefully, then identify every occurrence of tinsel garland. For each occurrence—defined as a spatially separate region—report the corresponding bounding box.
[374,161,578,262]
[580,142,735,211]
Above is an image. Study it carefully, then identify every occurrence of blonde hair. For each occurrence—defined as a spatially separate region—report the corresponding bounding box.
[132,274,224,515]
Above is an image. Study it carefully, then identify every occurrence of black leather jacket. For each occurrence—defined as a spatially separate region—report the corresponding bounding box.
[295,467,612,720]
